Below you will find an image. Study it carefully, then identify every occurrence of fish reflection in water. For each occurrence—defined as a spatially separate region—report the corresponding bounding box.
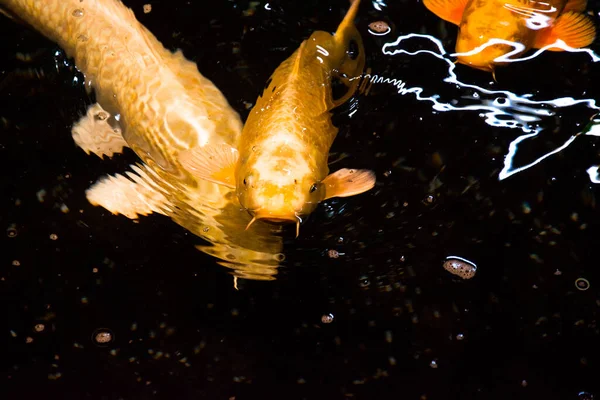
[367,32,600,181]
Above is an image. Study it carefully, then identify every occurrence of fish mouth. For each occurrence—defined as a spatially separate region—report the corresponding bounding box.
[245,211,303,237]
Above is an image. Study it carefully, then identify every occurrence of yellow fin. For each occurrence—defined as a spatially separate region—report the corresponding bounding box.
[533,11,596,50]
[423,0,468,26]
[86,164,171,219]
[563,0,587,13]
[322,168,376,200]
[71,103,128,158]
[179,143,238,188]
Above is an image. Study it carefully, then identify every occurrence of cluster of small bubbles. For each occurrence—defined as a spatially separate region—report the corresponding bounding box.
[12,260,20,267]
[49,233,58,240]
[327,249,340,258]
[91,328,114,346]
[321,313,334,324]
[34,324,45,332]
[443,257,477,279]
[6,224,18,238]
[575,278,590,291]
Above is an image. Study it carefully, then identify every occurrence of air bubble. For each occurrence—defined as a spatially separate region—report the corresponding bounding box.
[575,278,590,291]
[91,328,114,346]
[6,224,17,238]
[72,9,84,17]
[443,256,477,279]
[321,313,334,324]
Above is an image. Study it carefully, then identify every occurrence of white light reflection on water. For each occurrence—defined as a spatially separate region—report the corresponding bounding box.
[373,33,600,181]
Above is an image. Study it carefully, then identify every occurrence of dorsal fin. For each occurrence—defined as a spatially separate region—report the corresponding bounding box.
[290,41,307,78]
[334,0,362,46]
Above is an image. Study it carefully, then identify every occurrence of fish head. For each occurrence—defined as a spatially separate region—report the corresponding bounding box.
[236,147,324,229]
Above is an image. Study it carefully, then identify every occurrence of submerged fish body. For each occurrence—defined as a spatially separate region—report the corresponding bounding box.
[1,0,242,181]
[423,0,596,72]
[1,0,283,279]
[181,0,376,234]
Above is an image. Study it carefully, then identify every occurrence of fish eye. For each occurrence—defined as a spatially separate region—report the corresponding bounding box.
[347,39,359,60]
[309,183,318,193]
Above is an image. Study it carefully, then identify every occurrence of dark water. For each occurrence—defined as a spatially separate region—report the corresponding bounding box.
[2,0,600,398]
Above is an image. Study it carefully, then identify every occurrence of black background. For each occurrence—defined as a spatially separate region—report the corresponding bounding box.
[2,0,600,399]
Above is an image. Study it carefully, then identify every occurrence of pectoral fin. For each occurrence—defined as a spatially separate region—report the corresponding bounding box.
[322,168,376,200]
[533,11,596,50]
[86,164,172,219]
[423,0,468,26]
[179,143,238,188]
[71,103,128,158]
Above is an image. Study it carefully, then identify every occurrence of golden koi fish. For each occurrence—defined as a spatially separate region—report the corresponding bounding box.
[179,0,376,236]
[423,0,596,72]
[0,0,284,280]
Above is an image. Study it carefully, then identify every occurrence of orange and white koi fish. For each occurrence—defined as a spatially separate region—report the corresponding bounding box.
[179,0,376,236]
[423,0,596,72]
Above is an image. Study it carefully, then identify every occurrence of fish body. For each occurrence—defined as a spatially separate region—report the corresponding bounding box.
[1,0,284,279]
[181,0,376,234]
[0,0,242,183]
[424,0,596,72]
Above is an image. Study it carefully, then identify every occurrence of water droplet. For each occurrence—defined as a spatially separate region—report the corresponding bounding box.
[575,278,590,291]
[72,9,84,17]
[202,226,209,232]
[49,233,58,241]
[34,324,45,332]
[12,260,20,267]
[275,253,285,262]
[6,224,17,238]
[429,360,438,368]
[321,313,334,324]
[578,392,594,400]
[91,328,114,346]
[456,333,464,340]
